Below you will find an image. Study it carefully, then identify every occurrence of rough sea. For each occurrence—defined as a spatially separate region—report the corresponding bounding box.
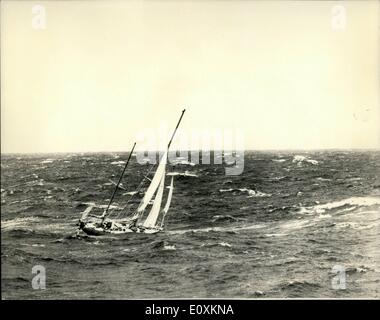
[1,150,380,299]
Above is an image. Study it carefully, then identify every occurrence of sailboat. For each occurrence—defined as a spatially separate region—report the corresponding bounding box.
[77,109,185,236]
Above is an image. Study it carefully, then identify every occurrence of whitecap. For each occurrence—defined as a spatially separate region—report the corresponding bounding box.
[40,159,54,164]
[239,188,271,198]
[316,177,331,182]
[203,241,229,248]
[172,160,196,166]
[163,245,176,251]
[316,214,332,219]
[247,190,271,198]
[218,242,232,247]
[335,221,380,231]
[280,219,313,230]
[219,188,270,197]
[292,155,318,165]
[1,217,40,230]
[307,159,318,165]
[271,176,286,181]
[293,155,307,162]
[169,223,266,235]
[300,197,380,214]
[141,158,154,164]
[110,161,126,165]
[167,171,198,177]
[348,177,363,181]
[81,202,121,210]
[123,191,138,196]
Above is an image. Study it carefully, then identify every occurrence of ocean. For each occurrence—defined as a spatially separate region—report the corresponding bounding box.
[1,150,380,299]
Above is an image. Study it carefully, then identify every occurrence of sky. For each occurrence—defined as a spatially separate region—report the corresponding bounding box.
[1,0,379,153]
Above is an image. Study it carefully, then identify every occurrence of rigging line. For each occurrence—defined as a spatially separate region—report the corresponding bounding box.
[110,162,157,219]
[110,165,155,215]
[101,142,136,222]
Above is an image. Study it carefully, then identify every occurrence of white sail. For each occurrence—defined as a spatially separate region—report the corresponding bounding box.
[160,177,174,227]
[137,150,168,213]
[80,205,94,221]
[163,176,174,214]
[143,172,166,228]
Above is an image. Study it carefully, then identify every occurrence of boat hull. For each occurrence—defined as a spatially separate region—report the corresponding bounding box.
[81,222,162,235]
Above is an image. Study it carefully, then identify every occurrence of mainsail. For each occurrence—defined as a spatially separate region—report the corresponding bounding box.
[142,169,166,228]
[137,150,168,213]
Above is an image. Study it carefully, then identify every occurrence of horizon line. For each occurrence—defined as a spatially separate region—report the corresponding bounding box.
[1,147,380,155]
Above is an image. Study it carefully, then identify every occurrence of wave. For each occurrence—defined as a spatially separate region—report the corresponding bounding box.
[123,191,138,196]
[163,244,176,251]
[172,160,196,166]
[200,242,232,248]
[219,188,271,198]
[275,280,322,292]
[279,219,313,231]
[299,196,380,214]
[345,266,371,274]
[1,217,41,230]
[316,177,332,182]
[81,202,121,210]
[270,176,287,181]
[20,243,46,247]
[292,155,318,165]
[334,220,380,231]
[20,179,45,187]
[151,240,176,251]
[168,223,266,235]
[140,158,154,164]
[212,215,245,223]
[110,161,126,165]
[347,177,363,181]
[40,159,54,164]
[167,171,198,177]
[218,242,232,247]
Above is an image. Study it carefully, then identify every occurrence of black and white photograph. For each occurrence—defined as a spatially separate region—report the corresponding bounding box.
[1,0,379,304]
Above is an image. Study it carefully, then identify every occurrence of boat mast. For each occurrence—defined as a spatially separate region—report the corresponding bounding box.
[167,109,186,150]
[102,142,136,222]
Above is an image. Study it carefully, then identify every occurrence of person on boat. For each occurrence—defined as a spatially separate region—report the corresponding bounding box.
[103,221,113,230]
[79,221,86,230]
[129,218,138,232]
